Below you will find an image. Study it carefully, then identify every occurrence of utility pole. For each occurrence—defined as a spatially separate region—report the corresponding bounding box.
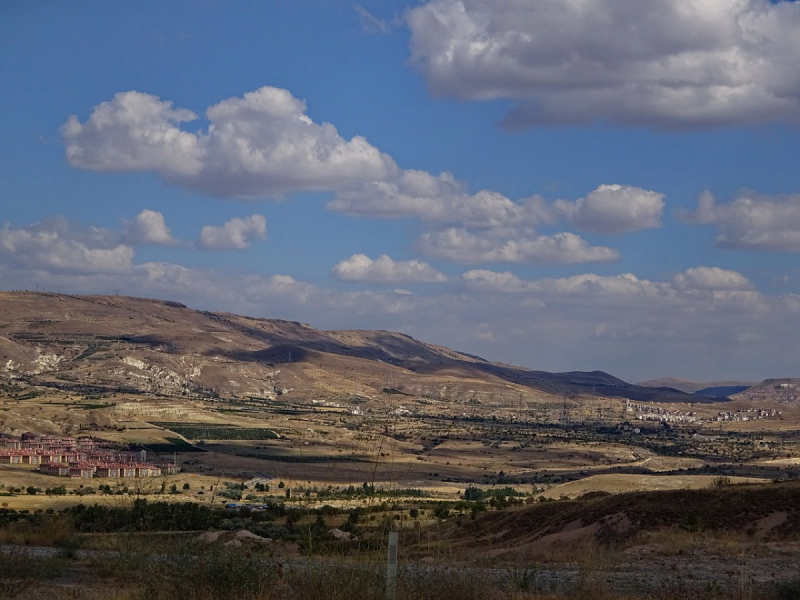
[386,531,398,600]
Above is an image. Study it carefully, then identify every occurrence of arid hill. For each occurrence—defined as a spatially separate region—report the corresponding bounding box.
[434,481,800,557]
[733,378,800,404]
[0,292,696,405]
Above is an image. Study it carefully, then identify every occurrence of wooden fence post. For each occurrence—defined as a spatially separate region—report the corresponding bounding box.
[386,530,398,600]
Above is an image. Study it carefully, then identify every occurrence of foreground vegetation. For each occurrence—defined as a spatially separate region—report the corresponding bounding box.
[2,531,800,600]
[3,482,800,598]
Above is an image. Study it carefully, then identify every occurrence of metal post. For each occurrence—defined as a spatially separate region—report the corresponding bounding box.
[386,531,398,600]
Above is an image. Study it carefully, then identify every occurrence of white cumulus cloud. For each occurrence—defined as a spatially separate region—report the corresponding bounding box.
[553,185,665,234]
[123,209,177,246]
[461,267,765,316]
[198,214,267,250]
[332,254,447,283]
[407,0,800,129]
[63,88,673,269]
[63,88,663,239]
[332,176,663,235]
[62,87,397,198]
[672,266,754,291]
[680,190,800,251]
[61,91,203,177]
[329,170,552,228]
[417,228,619,264]
[0,218,134,274]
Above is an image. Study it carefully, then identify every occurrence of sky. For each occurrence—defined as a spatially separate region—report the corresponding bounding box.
[2,0,800,383]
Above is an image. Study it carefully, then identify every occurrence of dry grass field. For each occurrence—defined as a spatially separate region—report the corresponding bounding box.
[1,381,799,507]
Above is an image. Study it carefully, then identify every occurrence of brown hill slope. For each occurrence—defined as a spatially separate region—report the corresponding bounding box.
[431,482,800,557]
[0,292,696,404]
[733,378,800,405]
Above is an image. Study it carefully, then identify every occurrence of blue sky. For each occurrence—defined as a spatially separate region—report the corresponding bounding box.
[2,0,800,381]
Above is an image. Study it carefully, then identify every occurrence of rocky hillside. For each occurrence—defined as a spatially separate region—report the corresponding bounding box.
[432,481,800,557]
[0,292,696,404]
[733,379,800,404]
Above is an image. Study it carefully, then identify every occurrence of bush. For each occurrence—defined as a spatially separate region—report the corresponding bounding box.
[133,542,277,600]
[0,548,67,599]
[432,506,450,520]
[220,489,243,501]
[774,577,800,600]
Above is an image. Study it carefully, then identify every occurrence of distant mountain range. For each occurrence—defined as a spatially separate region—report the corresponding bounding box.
[0,292,725,405]
[638,377,756,395]
[639,376,800,404]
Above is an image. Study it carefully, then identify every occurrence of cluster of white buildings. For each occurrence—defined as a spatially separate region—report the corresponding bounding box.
[624,400,782,425]
[627,402,698,424]
[714,408,781,422]
[0,432,178,479]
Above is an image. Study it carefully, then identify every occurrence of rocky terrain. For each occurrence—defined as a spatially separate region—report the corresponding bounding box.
[733,378,800,404]
[0,292,695,406]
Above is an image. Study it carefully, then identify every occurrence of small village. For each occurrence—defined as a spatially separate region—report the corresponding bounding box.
[625,401,781,425]
[0,432,178,479]
[713,408,781,422]
[626,401,698,424]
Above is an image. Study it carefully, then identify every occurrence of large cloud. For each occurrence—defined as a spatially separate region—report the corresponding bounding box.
[197,215,267,250]
[680,190,800,251]
[671,266,754,291]
[332,254,447,283]
[459,267,771,331]
[63,88,662,260]
[553,185,664,234]
[329,170,552,228]
[0,210,268,278]
[407,0,800,129]
[63,88,677,271]
[416,228,619,264]
[331,174,662,235]
[463,270,664,297]
[463,266,758,299]
[0,218,135,274]
[62,87,397,198]
[61,92,203,177]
